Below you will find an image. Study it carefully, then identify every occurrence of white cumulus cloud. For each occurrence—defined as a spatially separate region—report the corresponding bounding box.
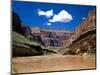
[49,10,73,23]
[37,9,53,18]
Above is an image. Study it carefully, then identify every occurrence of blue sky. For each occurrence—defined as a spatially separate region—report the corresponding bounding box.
[12,1,96,31]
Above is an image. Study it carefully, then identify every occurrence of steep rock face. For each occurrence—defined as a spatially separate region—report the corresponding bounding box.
[12,31,56,57]
[58,10,96,55]
[12,31,42,56]
[31,28,73,47]
[64,29,96,55]
[12,12,56,57]
[12,12,31,38]
[75,10,96,38]
[12,12,22,33]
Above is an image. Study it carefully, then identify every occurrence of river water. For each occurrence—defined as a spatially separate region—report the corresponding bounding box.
[12,55,96,73]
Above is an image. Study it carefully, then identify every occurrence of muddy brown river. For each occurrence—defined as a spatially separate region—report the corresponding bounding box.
[12,55,96,74]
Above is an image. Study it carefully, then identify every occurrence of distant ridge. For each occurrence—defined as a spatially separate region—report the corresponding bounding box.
[31,27,72,33]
